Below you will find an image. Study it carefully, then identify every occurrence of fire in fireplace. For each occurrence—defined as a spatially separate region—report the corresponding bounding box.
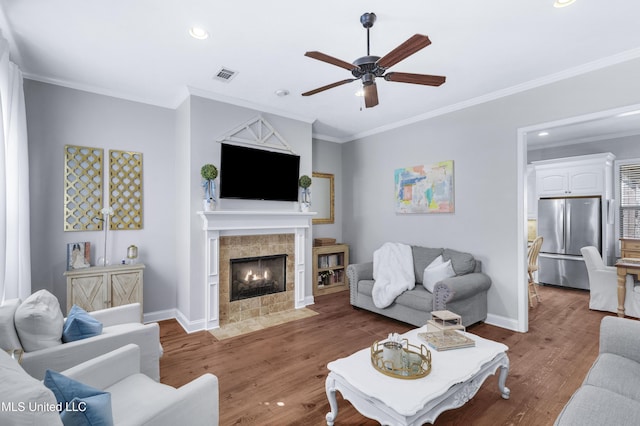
[230,254,287,301]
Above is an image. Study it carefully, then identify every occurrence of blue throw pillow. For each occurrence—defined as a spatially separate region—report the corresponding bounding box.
[43,370,113,426]
[62,305,103,343]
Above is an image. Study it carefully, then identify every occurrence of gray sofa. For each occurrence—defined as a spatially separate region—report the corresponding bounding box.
[347,246,491,327]
[555,316,640,426]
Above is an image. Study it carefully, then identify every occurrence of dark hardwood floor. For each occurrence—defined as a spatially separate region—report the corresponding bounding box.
[159,285,614,425]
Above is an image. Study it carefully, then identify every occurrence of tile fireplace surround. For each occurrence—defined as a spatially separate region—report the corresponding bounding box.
[199,210,315,330]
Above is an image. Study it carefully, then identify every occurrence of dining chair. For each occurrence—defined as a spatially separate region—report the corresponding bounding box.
[528,236,543,307]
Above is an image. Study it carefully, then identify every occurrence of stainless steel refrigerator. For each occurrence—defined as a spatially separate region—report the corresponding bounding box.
[537,197,601,290]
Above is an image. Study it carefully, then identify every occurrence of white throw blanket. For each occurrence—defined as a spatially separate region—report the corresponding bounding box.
[372,242,415,308]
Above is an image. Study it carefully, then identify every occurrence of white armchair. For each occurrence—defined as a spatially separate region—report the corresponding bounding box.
[0,344,218,426]
[581,246,640,317]
[1,299,161,381]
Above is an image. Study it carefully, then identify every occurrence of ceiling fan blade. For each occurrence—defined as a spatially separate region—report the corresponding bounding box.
[304,51,358,71]
[377,34,432,69]
[302,79,357,96]
[364,83,379,108]
[384,72,446,86]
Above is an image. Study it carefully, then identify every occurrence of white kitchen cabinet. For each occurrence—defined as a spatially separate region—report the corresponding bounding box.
[534,153,614,198]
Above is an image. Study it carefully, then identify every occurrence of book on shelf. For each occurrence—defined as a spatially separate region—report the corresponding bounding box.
[418,330,475,351]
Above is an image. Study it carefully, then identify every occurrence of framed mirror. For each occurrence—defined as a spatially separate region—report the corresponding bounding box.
[312,172,334,224]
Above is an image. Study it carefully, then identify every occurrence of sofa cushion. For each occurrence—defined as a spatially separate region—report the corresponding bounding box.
[443,249,476,275]
[583,353,640,401]
[44,369,114,426]
[423,258,456,293]
[0,298,22,350]
[63,305,104,343]
[555,384,640,426]
[412,247,444,284]
[14,290,64,352]
[394,286,434,311]
[0,350,63,425]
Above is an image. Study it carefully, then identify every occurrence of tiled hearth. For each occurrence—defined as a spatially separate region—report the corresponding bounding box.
[219,234,295,325]
[199,210,314,330]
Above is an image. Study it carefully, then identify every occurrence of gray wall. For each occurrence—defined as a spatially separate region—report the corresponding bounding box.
[342,57,640,329]
[312,138,343,243]
[25,80,178,315]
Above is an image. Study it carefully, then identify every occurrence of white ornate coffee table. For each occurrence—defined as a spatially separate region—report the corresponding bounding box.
[325,326,509,425]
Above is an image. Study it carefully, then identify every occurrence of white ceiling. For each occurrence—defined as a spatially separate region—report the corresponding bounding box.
[1,1,640,142]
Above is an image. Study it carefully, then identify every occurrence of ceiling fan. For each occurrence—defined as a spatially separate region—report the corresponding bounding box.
[302,12,446,108]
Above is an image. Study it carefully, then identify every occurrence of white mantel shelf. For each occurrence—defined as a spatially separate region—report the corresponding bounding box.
[198,210,315,330]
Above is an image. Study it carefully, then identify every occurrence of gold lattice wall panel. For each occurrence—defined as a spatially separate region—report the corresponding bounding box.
[109,150,143,230]
[64,145,104,231]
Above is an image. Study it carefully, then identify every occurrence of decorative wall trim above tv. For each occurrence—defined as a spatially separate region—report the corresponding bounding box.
[216,115,297,155]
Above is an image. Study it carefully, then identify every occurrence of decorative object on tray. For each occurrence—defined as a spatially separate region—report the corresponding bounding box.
[299,174,312,212]
[201,163,218,211]
[419,309,475,351]
[370,333,432,379]
[67,242,91,270]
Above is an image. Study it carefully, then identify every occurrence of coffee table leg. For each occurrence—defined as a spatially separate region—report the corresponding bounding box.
[498,363,510,400]
[325,375,339,426]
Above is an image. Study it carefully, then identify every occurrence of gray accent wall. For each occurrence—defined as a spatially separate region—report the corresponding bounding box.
[25,80,178,315]
[342,57,640,329]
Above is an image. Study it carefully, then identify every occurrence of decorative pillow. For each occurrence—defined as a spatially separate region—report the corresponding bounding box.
[63,305,103,343]
[14,289,64,352]
[443,248,476,275]
[423,259,456,293]
[44,369,113,426]
[0,298,23,351]
[412,246,444,284]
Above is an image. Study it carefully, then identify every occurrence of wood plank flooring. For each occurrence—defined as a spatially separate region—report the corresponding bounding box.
[159,285,615,425]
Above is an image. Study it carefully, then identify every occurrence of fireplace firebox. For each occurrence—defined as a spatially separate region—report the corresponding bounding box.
[230,254,287,302]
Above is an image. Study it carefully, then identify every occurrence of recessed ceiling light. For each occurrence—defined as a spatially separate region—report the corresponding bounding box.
[189,27,209,40]
[554,0,576,8]
[274,89,289,97]
[538,131,550,137]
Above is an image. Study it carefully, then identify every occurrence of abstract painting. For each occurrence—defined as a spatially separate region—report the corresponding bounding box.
[395,161,454,213]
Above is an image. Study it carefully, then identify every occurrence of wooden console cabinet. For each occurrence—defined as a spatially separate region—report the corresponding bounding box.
[313,244,349,296]
[64,263,144,315]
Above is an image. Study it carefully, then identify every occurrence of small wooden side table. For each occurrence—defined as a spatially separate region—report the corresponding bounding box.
[615,259,640,317]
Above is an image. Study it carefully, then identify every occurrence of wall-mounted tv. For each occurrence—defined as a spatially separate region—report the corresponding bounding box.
[219,143,300,202]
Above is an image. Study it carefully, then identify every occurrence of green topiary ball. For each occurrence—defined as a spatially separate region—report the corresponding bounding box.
[299,175,312,188]
[201,164,218,180]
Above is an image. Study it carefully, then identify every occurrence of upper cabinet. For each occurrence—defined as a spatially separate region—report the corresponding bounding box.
[533,153,615,198]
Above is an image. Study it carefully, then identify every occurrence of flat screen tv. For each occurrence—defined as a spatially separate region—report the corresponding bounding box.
[219,143,300,202]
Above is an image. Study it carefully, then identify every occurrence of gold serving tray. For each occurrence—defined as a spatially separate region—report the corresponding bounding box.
[370,339,432,380]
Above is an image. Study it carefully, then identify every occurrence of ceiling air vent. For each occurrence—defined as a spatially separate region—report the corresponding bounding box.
[213,67,238,83]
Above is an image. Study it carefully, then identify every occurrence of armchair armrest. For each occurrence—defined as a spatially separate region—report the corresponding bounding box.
[433,272,492,310]
[61,344,141,389]
[21,322,160,381]
[88,303,142,326]
[599,316,640,364]
[142,374,219,426]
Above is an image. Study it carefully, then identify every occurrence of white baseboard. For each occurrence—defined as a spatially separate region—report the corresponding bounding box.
[485,313,522,332]
[175,309,206,334]
[143,309,176,324]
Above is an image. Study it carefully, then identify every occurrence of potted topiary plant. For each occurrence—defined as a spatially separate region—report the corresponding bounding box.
[299,174,312,212]
[201,164,218,211]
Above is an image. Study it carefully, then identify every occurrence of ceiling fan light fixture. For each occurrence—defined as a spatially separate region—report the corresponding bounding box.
[189,26,209,40]
[553,0,576,8]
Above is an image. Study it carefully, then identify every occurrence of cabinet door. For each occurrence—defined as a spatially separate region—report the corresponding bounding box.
[567,166,603,195]
[536,170,568,197]
[69,274,109,312]
[110,271,143,308]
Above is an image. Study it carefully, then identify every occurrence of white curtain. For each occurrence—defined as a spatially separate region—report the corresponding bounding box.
[0,35,30,302]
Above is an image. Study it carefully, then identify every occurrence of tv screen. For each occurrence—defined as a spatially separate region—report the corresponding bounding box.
[219,143,300,202]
